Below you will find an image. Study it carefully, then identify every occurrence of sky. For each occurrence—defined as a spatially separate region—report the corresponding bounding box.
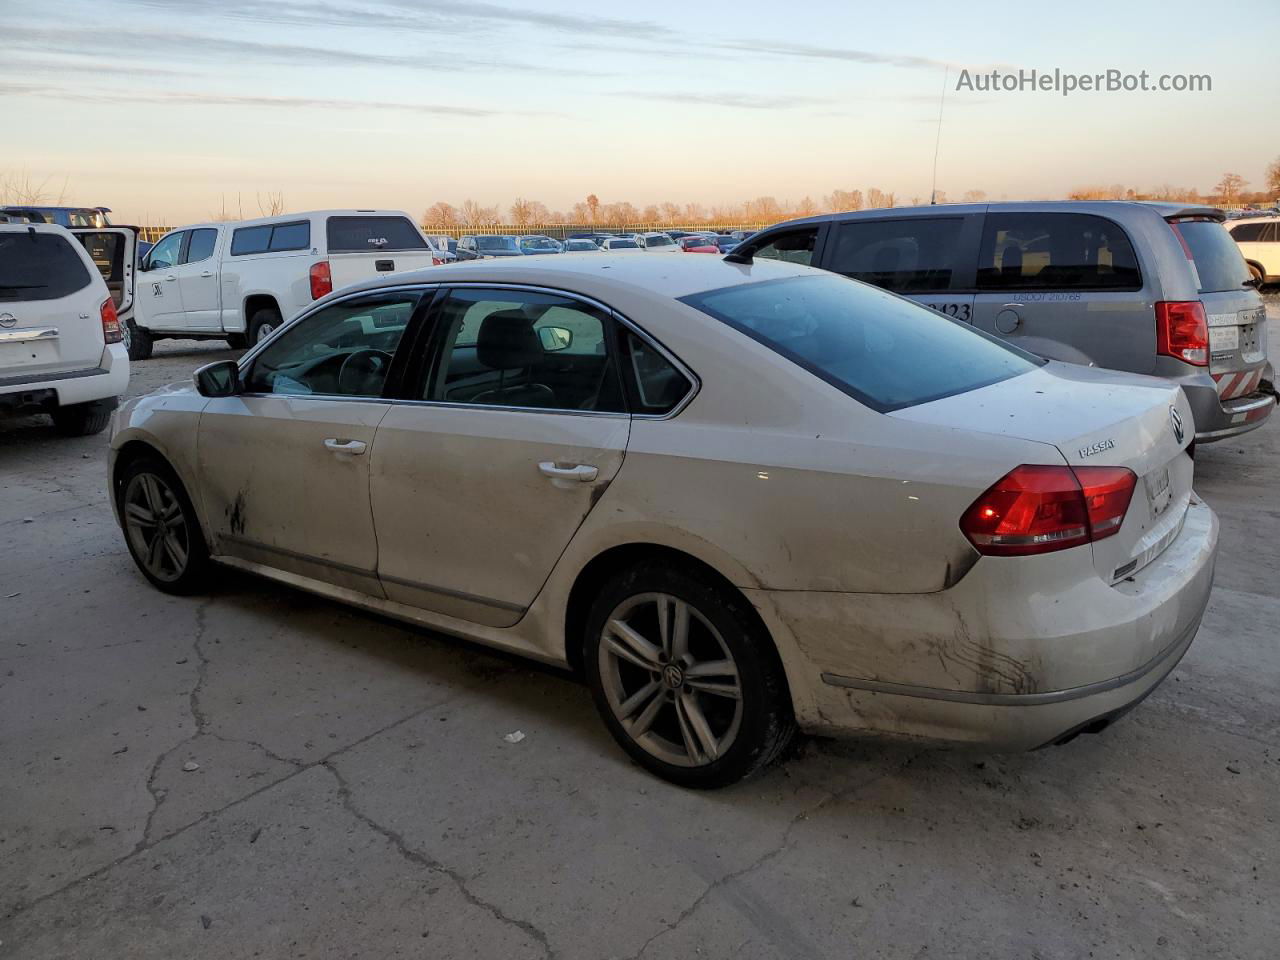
[3,0,1278,225]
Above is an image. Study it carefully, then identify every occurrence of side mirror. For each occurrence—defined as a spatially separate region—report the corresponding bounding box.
[539,326,573,352]
[194,360,240,398]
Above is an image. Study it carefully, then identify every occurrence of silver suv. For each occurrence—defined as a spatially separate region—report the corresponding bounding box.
[738,202,1274,442]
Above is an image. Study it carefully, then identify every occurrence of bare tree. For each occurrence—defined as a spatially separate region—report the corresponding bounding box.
[745,196,783,221]
[1214,173,1247,205]
[460,199,498,226]
[931,190,948,205]
[0,169,69,205]
[509,197,535,226]
[824,189,862,213]
[961,189,987,202]
[865,188,892,209]
[1265,157,1280,197]
[791,196,819,218]
[210,195,237,221]
[659,202,681,224]
[641,204,660,223]
[683,202,705,223]
[585,194,600,223]
[422,202,459,228]
[256,191,285,216]
[1067,184,1130,200]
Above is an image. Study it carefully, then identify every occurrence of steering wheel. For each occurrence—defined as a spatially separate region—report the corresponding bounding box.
[337,349,394,396]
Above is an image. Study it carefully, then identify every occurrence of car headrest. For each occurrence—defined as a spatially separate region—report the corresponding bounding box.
[476,310,544,370]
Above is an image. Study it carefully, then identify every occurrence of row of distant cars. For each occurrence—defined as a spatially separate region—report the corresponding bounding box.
[446,229,752,260]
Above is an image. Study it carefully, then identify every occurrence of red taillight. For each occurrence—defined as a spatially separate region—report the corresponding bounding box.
[309,260,333,300]
[1154,301,1207,366]
[431,256,443,266]
[960,464,1136,557]
[100,297,121,344]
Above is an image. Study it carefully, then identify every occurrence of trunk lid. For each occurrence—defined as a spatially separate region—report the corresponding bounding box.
[893,362,1193,582]
[1167,216,1269,399]
[324,214,439,290]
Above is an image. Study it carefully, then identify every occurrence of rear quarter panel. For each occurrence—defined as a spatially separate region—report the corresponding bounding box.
[221,250,314,329]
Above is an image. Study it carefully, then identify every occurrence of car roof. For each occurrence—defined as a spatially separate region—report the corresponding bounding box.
[761,200,1227,231]
[1229,216,1279,226]
[330,250,821,303]
[0,221,74,235]
[167,209,415,231]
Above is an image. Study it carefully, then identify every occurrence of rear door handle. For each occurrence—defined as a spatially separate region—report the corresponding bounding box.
[324,438,367,455]
[538,461,598,482]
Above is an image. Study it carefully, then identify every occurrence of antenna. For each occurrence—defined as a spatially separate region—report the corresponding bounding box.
[930,66,948,205]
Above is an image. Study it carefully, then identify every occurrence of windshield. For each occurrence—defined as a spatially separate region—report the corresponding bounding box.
[477,235,519,251]
[1170,218,1252,293]
[608,239,639,249]
[520,237,561,253]
[646,235,673,246]
[681,274,1041,412]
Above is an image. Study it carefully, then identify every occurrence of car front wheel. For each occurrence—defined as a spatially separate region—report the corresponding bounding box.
[118,456,211,594]
[585,563,795,788]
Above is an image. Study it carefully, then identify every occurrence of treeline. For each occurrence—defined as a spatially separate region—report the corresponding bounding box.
[1070,159,1280,207]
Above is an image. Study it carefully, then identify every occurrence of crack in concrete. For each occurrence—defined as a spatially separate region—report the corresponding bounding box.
[625,750,929,960]
[322,762,557,960]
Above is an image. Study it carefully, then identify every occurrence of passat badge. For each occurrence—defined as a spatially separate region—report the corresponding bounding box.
[1170,406,1185,444]
[1078,438,1115,458]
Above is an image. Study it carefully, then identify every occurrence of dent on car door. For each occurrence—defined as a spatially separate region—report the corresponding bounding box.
[370,287,632,628]
[196,290,428,594]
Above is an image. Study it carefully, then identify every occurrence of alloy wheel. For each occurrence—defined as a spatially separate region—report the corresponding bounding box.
[598,592,743,768]
[123,472,190,583]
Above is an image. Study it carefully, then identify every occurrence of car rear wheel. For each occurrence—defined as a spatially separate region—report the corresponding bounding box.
[248,307,282,345]
[118,456,210,594]
[584,563,795,788]
[124,319,154,361]
[51,400,114,436]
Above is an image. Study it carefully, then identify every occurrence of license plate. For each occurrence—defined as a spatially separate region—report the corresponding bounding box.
[1209,326,1240,352]
[1146,466,1172,517]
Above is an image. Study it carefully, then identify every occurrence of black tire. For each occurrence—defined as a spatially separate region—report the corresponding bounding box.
[51,400,114,436]
[116,455,211,595]
[124,319,154,361]
[584,562,796,788]
[226,333,249,350]
[247,307,282,345]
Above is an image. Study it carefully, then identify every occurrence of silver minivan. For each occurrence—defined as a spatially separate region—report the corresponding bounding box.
[738,202,1274,442]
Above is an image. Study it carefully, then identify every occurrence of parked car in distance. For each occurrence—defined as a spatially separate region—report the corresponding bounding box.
[1226,217,1279,286]
[1,222,128,434]
[110,254,1216,787]
[562,238,601,252]
[599,237,643,252]
[639,232,680,252]
[1,205,114,228]
[518,235,563,255]
[739,202,1274,442]
[714,236,740,254]
[457,235,523,260]
[678,236,720,253]
[128,210,436,359]
[569,232,614,246]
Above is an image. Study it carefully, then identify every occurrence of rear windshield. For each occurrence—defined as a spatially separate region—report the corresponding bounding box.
[609,239,639,249]
[646,235,673,246]
[326,216,427,253]
[1170,218,1252,294]
[477,235,519,251]
[681,274,1040,412]
[0,231,92,302]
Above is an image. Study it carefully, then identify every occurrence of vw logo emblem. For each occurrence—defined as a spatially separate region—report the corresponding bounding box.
[0,312,16,329]
[661,663,685,690]
[1170,406,1185,444]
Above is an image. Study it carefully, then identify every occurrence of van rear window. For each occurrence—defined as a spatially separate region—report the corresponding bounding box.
[1170,218,1252,294]
[326,216,427,253]
[681,273,1040,413]
[0,232,92,302]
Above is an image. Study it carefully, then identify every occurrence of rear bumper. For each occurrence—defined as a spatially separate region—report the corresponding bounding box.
[747,498,1218,750]
[1175,363,1275,442]
[0,343,128,411]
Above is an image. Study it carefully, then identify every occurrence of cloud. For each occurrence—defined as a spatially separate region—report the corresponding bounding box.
[713,39,953,71]
[613,91,831,110]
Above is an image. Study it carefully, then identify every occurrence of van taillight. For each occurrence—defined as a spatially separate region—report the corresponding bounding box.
[309,260,333,299]
[960,464,1136,557]
[1154,301,1208,366]
[100,297,122,344]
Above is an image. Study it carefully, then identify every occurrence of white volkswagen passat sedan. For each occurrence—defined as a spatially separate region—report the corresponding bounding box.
[108,255,1217,787]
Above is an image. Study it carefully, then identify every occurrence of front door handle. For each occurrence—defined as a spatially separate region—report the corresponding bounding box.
[164,275,177,282]
[539,461,598,482]
[200,270,214,278]
[324,438,367,455]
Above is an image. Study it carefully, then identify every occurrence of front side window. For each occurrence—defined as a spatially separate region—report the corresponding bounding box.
[977,213,1141,291]
[681,274,1039,413]
[427,289,625,412]
[750,229,817,266]
[245,293,420,397]
[184,228,218,264]
[147,231,185,270]
[0,232,92,302]
[828,218,963,293]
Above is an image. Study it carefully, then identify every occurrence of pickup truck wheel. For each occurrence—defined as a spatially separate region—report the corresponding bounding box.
[52,400,114,437]
[124,319,154,361]
[226,333,248,350]
[248,308,282,345]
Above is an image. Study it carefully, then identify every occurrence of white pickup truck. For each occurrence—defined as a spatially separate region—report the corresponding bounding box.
[127,210,441,359]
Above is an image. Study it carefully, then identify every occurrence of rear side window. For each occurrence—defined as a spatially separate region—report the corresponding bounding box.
[623,333,693,415]
[326,216,426,253]
[828,217,964,293]
[1230,223,1267,242]
[750,229,817,266]
[184,228,218,264]
[0,232,92,302]
[230,221,310,256]
[977,213,1141,291]
[1171,219,1252,294]
[681,274,1039,413]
